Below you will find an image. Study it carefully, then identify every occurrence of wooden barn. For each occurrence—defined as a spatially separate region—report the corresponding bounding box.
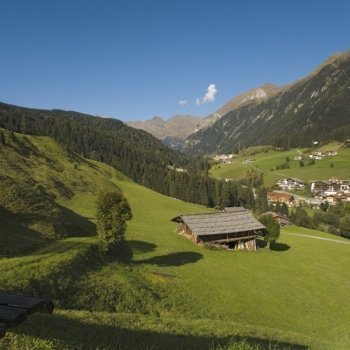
[171,207,265,251]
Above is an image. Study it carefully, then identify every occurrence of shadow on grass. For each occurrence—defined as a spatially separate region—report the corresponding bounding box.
[138,251,203,267]
[0,207,45,257]
[270,242,290,252]
[256,239,290,252]
[13,312,308,350]
[111,240,158,263]
[57,204,96,238]
[128,240,157,253]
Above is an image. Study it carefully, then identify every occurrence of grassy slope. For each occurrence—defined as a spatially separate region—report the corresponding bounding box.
[0,135,349,349]
[114,176,350,348]
[210,142,350,186]
[0,130,117,255]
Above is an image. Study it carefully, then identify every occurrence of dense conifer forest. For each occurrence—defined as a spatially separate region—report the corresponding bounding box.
[0,102,253,208]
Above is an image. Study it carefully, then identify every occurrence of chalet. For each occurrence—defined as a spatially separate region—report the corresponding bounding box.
[309,153,324,160]
[326,151,338,156]
[313,194,325,201]
[325,195,338,205]
[171,207,265,251]
[261,212,290,226]
[267,192,295,207]
[277,178,305,190]
[308,198,323,209]
[340,184,350,193]
[310,180,334,194]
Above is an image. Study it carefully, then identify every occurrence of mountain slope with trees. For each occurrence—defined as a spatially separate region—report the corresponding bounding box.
[0,103,255,208]
[184,51,350,155]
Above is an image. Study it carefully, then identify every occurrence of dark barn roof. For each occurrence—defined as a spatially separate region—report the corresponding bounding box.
[171,207,265,237]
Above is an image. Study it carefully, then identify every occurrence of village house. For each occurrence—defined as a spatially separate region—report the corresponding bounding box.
[171,207,265,251]
[267,192,295,207]
[325,195,338,205]
[277,178,305,190]
[326,151,338,156]
[262,212,290,226]
[307,198,323,209]
[214,154,234,164]
[313,194,325,201]
[308,152,325,160]
[340,183,350,193]
[318,193,347,205]
[310,180,338,194]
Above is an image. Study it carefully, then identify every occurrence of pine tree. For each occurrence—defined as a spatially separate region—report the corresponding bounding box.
[220,182,231,208]
[255,187,269,214]
[280,202,289,217]
[0,130,5,145]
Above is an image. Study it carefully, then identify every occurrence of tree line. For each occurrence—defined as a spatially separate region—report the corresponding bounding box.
[0,103,254,208]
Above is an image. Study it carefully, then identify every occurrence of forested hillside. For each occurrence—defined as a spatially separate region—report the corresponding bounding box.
[185,52,350,155]
[0,103,253,208]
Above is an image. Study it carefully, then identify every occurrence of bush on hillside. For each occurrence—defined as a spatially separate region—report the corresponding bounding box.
[259,214,280,249]
[96,190,132,254]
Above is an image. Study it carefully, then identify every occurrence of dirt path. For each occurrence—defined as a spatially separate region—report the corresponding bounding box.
[284,232,350,245]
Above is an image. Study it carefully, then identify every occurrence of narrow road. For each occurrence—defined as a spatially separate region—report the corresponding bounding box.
[284,232,350,245]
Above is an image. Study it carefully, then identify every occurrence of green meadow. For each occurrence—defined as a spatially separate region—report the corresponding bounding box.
[210,142,350,186]
[0,134,350,349]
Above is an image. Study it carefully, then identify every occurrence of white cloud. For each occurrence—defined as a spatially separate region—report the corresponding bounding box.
[178,99,188,106]
[196,83,217,105]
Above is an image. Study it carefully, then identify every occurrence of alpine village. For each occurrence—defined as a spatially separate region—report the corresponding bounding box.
[1,2,350,350]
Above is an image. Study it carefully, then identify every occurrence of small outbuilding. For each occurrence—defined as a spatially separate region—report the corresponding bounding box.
[261,211,290,226]
[171,207,265,251]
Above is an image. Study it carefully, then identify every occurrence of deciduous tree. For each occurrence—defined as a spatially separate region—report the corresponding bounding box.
[96,190,132,254]
[259,214,280,249]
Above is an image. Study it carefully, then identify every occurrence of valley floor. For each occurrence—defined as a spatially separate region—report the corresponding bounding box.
[1,137,349,349]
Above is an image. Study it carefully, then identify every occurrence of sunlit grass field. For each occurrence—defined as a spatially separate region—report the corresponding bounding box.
[1,135,349,349]
[210,142,350,186]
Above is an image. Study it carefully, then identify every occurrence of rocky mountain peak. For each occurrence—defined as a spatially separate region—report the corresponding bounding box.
[195,83,281,133]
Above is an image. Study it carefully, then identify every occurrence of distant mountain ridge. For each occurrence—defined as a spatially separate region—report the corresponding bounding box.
[127,114,201,140]
[195,83,281,132]
[126,85,281,144]
[184,51,350,155]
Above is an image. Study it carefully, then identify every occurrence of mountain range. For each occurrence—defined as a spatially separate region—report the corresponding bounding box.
[126,84,280,142]
[126,115,201,140]
[184,51,350,155]
[125,51,350,156]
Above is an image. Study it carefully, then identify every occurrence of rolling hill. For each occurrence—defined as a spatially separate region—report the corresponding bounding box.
[0,131,349,349]
[184,51,350,156]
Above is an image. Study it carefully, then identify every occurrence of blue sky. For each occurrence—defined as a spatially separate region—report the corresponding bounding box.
[1,0,349,121]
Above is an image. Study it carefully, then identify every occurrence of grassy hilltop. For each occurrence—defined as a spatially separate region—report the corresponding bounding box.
[0,132,349,349]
